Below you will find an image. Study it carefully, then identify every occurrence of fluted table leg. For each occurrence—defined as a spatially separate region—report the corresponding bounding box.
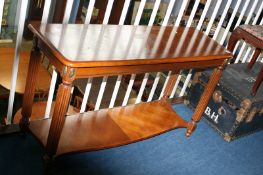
[186,60,227,137]
[20,37,41,132]
[44,66,76,170]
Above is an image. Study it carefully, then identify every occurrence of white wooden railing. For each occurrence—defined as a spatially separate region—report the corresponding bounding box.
[0,0,262,125]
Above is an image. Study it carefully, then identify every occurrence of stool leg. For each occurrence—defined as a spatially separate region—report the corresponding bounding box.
[20,37,41,132]
[247,48,261,70]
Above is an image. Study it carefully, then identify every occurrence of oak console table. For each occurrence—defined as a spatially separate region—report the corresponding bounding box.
[21,23,232,171]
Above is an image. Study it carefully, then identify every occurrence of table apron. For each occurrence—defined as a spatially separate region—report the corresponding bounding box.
[38,38,225,78]
[74,59,225,79]
[38,39,65,73]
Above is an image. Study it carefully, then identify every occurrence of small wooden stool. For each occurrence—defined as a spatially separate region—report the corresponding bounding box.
[228,25,263,96]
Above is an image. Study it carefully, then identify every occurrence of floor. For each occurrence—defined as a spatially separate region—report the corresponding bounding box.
[0,104,262,175]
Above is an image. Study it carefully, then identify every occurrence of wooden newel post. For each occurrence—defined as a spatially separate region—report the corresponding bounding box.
[45,66,76,158]
[186,60,227,137]
[20,37,41,131]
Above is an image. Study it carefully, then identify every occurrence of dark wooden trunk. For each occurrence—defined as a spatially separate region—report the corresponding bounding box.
[188,62,263,141]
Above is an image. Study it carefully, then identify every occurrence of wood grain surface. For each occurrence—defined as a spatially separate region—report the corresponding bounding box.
[28,23,232,68]
[29,100,188,157]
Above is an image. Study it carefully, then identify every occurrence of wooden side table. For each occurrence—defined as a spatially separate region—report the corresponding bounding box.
[227,25,263,96]
[21,23,232,171]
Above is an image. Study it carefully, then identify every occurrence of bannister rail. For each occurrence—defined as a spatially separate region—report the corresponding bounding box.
[0,0,262,126]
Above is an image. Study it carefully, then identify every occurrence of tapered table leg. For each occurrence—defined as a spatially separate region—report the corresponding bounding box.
[186,60,227,137]
[20,37,41,131]
[44,66,76,160]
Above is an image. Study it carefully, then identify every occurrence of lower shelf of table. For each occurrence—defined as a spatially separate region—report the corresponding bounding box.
[29,100,189,157]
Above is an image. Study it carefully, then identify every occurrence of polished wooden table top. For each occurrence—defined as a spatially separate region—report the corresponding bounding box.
[29,23,231,68]
[0,48,51,94]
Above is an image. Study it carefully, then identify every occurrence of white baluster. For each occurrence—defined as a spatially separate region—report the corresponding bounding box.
[41,0,56,119]
[174,0,189,27]
[186,0,200,27]
[7,0,29,124]
[84,0,95,24]
[147,72,161,102]
[205,0,223,36]
[44,70,57,118]
[135,73,149,104]
[148,0,161,26]
[196,0,212,30]
[119,0,132,25]
[0,0,5,33]
[80,78,93,113]
[63,0,74,24]
[41,0,52,24]
[220,0,242,45]
[213,0,232,40]
[260,17,263,25]
[95,77,108,110]
[134,0,146,25]
[162,0,176,26]
[179,70,193,97]
[103,0,115,24]
[109,76,122,108]
[170,72,182,98]
[122,74,136,106]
